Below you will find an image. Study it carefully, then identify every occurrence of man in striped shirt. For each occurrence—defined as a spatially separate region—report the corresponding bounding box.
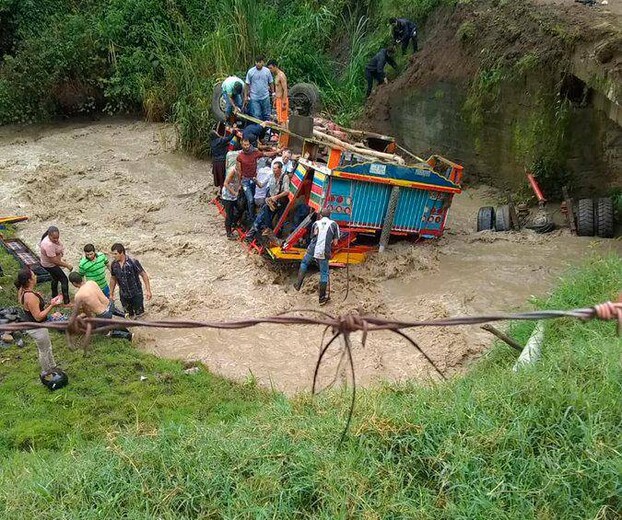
[78,244,110,297]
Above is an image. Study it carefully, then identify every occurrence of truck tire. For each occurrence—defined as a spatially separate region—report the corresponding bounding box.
[211,83,227,122]
[289,83,321,116]
[595,197,614,238]
[495,205,512,232]
[477,206,495,231]
[576,198,595,236]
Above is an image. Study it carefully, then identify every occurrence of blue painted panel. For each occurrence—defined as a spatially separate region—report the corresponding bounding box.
[323,177,450,234]
[394,189,449,232]
[351,181,390,228]
[326,178,390,227]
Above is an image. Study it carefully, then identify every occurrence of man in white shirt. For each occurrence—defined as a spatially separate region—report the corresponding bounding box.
[245,160,290,241]
[254,158,273,209]
[274,148,297,175]
[293,208,340,305]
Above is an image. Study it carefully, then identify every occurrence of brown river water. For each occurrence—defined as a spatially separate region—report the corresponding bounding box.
[1,118,619,394]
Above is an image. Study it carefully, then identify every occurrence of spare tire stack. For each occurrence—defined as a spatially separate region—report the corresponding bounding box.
[576,197,615,238]
[476,205,516,232]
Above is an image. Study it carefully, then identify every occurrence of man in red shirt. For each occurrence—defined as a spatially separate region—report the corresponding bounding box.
[236,138,279,222]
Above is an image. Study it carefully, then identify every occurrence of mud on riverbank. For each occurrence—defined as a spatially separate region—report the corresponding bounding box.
[1,119,619,393]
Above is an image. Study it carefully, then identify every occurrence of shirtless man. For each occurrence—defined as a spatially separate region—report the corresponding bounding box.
[68,272,113,319]
[267,60,288,125]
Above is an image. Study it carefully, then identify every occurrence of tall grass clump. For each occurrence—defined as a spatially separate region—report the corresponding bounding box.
[0,0,457,152]
[0,254,620,518]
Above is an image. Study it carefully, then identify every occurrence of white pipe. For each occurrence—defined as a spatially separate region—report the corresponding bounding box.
[513,321,544,372]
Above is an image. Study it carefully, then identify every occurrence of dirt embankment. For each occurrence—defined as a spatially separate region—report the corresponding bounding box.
[1,120,620,394]
[367,0,622,125]
[363,0,622,193]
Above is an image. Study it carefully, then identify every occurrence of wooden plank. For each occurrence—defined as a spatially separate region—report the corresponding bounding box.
[562,186,577,234]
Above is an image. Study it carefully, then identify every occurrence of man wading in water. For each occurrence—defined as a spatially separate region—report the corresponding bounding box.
[294,208,340,305]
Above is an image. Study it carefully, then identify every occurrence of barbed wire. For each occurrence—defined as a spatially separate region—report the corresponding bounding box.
[1,301,620,444]
[1,302,620,336]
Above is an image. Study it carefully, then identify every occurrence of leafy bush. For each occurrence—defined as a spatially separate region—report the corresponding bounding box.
[0,0,452,148]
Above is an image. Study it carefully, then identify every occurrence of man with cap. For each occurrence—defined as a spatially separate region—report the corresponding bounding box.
[389,17,418,54]
[221,76,244,120]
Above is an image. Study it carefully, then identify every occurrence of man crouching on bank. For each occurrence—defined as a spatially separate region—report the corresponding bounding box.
[69,272,113,320]
[294,208,340,305]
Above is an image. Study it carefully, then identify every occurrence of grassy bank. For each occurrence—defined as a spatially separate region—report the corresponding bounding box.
[0,0,455,154]
[0,246,270,455]
[1,239,621,517]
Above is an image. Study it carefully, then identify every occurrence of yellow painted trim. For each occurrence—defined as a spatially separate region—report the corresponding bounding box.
[267,247,368,265]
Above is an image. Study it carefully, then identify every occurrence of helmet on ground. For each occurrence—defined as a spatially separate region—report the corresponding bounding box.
[40,369,68,391]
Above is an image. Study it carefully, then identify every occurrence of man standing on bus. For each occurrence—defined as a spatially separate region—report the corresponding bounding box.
[267,60,288,125]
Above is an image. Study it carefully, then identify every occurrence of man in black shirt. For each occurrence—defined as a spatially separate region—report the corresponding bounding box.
[109,243,152,318]
[390,17,418,54]
[365,47,398,98]
[210,125,234,190]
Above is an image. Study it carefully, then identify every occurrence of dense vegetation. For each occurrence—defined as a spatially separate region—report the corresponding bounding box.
[0,0,454,155]
[1,238,620,517]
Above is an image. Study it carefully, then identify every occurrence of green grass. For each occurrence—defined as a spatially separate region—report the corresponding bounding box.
[1,238,621,517]
[0,246,269,454]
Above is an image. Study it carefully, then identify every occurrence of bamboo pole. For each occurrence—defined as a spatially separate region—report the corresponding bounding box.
[312,129,406,165]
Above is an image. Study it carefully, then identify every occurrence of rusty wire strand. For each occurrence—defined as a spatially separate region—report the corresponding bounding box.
[2,304,620,336]
[339,332,356,447]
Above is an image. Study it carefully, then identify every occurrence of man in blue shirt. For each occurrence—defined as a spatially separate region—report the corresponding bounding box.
[244,56,274,121]
[242,122,267,147]
[390,18,418,54]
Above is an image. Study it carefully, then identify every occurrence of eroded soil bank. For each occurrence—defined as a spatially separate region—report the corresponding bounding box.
[1,119,619,393]
[364,0,622,194]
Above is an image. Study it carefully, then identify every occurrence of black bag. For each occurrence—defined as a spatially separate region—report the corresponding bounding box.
[110,328,133,341]
[40,369,69,391]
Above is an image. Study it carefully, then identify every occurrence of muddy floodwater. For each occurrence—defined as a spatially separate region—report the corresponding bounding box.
[1,119,620,394]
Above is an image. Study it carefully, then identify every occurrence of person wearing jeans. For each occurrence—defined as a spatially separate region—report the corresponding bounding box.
[244,55,274,121]
[109,243,152,318]
[241,178,256,222]
[222,165,242,239]
[248,97,271,121]
[236,138,279,223]
[293,208,340,305]
[39,225,72,304]
[15,267,62,372]
[221,76,244,119]
[245,161,289,242]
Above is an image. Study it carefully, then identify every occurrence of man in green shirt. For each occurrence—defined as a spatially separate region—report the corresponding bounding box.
[221,76,244,119]
[78,244,110,297]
